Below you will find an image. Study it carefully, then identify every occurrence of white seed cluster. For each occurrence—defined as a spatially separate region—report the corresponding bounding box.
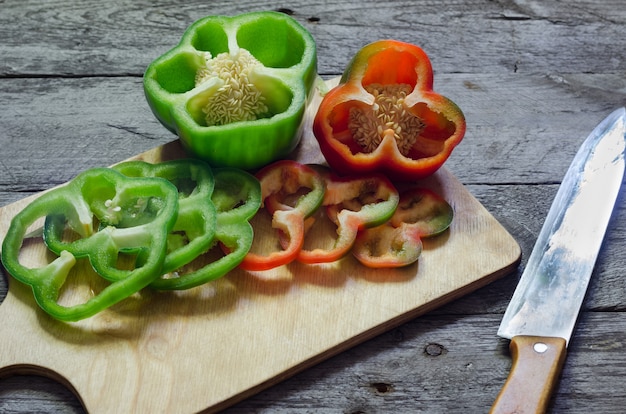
[103,199,122,223]
[348,83,425,156]
[104,199,122,212]
[195,49,269,126]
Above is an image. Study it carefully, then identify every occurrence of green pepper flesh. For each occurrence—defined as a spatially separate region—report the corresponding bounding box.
[352,188,453,268]
[2,168,179,321]
[144,11,318,169]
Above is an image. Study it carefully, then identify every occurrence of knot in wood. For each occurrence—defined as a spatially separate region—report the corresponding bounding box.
[369,382,394,394]
[424,342,446,357]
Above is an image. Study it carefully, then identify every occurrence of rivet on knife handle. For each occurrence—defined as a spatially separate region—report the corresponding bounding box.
[490,336,567,414]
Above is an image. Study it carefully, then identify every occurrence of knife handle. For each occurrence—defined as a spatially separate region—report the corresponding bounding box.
[490,335,567,414]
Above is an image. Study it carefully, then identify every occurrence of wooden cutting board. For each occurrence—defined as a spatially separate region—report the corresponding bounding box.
[0,79,521,413]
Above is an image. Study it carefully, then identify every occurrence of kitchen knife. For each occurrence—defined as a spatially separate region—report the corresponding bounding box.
[490,107,626,414]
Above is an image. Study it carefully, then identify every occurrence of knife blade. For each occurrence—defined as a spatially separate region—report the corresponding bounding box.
[490,107,626,414]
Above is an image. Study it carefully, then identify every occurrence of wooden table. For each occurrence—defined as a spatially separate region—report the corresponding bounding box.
[1,1,624,413]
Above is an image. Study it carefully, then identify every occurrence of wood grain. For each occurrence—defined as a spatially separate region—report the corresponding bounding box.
[490,336,567,414]
[0,140,520,413]
[1,0,624,76]
[0,74,623,190]
[0,0,625,412]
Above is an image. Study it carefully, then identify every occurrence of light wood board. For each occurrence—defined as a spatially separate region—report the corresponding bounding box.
[0,80,521,413]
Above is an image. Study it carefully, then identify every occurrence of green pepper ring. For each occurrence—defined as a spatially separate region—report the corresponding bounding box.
[1,168,180,321]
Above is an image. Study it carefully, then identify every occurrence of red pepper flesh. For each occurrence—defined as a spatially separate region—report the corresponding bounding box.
[313,40,466,181]
[239,160,325,271]
[352,187,453,268]
[295,166,399,264]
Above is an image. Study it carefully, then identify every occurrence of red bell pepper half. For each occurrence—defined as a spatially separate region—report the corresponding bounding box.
[352,188,453,268]
[239,160,325,271]
[313,40,466,181]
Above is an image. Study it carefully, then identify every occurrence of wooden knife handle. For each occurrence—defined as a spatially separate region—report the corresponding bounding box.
[489,335,567,414]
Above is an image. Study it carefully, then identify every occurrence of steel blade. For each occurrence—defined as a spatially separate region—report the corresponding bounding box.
[498,108,626,345]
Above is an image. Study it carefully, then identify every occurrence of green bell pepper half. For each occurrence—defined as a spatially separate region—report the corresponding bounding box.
[143,11,318,169]
[1,168,179,321]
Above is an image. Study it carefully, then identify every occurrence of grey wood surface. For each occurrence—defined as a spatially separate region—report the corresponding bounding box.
[1,0,625,412]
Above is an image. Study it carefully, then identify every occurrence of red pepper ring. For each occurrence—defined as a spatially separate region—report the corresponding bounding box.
[352,188,453,268]
[313,40,466,181]
[239,160,326,271]
[267,165,400,265]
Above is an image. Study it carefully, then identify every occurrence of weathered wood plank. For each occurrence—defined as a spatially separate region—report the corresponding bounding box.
[464,183,626,313]
[2,180,624,317]
[0,0,624,412]
[221,312,626,414]
[0,76,171,188]
[1,0,625,76]
[1,312,625,413]
[0,73,624,193]
[2,74,625,314]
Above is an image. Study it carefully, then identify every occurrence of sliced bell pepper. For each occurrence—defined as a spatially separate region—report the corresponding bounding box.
[1,168,179,321]
[313,40,466,181]
[108,159,218,290]
[239,160,325,271]
[352,188,453,268]
[45,161,261,291]
[143,11,318,169]
[173,167,261,288]
[268,165,399,264]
